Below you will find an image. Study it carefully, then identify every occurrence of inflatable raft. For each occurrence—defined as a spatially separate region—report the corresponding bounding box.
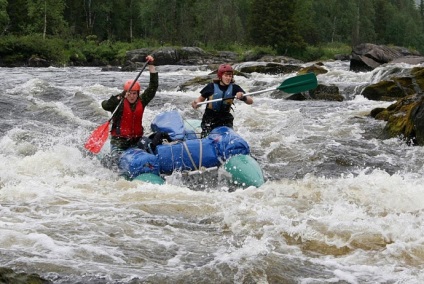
[117,110,265,188]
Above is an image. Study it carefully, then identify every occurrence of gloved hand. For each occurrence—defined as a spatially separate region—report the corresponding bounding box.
[113,90,126,101]
[146,55,154,65]
[236,92,246,101]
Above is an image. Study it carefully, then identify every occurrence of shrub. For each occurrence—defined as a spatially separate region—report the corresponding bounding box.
[0,35,68,66]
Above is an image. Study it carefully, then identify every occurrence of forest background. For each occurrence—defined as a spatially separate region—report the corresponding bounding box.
[1,0,424,66]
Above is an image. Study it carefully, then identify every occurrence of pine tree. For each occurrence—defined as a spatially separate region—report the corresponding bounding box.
[249,0,306,55]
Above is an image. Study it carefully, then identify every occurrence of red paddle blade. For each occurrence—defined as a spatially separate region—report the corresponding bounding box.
[84,122,110,154]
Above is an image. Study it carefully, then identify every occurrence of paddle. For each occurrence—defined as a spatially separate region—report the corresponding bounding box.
[84,61,150,154]
[196,72,318,106]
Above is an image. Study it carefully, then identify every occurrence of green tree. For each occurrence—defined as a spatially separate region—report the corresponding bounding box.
[26,0,67,38]
[0,0,9,35]
[192,0,246,47]
[138,0,183,44]
[88,0,118,41]
[295,0,318,45]
[3,0,424,58]
[421,0,424,30]
[373,0,394,44]
[352,0,376,45]
[249,0,306,55]
[5,0,28,35]
[311,0,358,44]
[386,8,423,48]
[63,0,84,37]
[137,0,247,47]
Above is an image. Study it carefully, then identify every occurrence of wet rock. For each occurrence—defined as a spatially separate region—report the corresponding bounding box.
[257,55,304,65]
[370,107,386,118]
[298,63,328,75]
[361,66,424,101]
[411,98,424,145]
[28,56,50,67]
[368,66,424,145]
[350,43,420,72]
[390,55,424,65]
[411,67,424,91]
[309,84,343,101]
[362,80,413,101]
[0,267,51,284]
[371,94,424,145]
[239,62,301,75]
[285,84,342,101]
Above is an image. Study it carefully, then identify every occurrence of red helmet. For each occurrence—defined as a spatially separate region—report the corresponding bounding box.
[217,64,234,79]
[123,80,140,91]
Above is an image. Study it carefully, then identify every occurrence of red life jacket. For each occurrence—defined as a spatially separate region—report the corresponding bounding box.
[111,99,144,138]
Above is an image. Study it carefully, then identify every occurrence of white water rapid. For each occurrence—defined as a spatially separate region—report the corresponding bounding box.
[1,61,423,283]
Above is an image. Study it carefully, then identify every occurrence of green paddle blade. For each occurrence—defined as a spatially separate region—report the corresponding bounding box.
[277,73,318,94]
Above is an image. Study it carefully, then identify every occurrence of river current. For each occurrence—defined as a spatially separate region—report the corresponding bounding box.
[0,61,424,283]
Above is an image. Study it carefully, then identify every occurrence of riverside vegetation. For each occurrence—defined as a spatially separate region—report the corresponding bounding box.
[2,1,423,67]
[0,35,352,67]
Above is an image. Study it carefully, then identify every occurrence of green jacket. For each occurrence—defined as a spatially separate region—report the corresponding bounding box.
[101,72,159,150]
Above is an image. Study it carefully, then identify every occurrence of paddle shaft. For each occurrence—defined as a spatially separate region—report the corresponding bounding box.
[196,88,275,105]
[196,73,317,106]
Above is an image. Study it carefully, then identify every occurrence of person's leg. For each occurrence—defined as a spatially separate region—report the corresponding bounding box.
[137,136,152,152]
[137,132,167,153]
[200,120,213,138]
[150,132,171,150]
[100,144,123,172]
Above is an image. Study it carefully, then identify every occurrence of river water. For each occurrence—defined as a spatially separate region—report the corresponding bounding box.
[1,61,424,283]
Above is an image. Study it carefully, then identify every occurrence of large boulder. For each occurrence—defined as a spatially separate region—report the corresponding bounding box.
[285,84,342,101]
[361,79,414,101]
[28,55,51,67]
[371,94,424,145]
[309,84,343,101]
[391,55,424,65]
[350,43,421,72]
[361,66,424,101]
[238,62,301,75]
[298,63,328,75]
[411,98,424,145]
[285,64,338,101]
[369,66,424,145]
[256,55,304,65]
